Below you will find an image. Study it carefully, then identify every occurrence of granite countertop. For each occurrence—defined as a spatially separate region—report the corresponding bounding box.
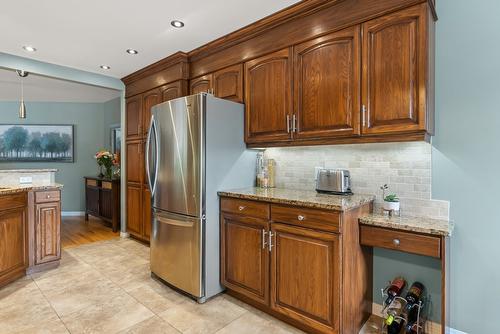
[0,169,58,173]
[359,214,454,237]
[0,183,64,195]
[218,187,375,211]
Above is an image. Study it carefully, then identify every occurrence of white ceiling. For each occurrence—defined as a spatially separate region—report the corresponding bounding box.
[0,68,121,103]
[0,0,300,78]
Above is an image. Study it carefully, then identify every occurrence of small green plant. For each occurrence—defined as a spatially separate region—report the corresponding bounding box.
[384,194,399,202]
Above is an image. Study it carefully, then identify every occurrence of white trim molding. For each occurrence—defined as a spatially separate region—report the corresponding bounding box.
[61,211,85,217]
[450,329,468,334]
[120,232,130,238]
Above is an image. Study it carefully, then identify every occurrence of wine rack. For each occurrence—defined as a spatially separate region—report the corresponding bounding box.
[379,282,427,334]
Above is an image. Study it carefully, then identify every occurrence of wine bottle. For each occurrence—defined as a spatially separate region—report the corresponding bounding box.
[384,276,406,307]
[405,306,420,334]
[387,316,404,334]
[404,282,425,311]
[383,299,403,326]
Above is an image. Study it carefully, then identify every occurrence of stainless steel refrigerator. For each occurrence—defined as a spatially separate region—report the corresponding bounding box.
[145,93,256,302]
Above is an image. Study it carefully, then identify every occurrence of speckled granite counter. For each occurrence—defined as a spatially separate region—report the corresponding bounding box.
[0,183,63,195]
[218,187,375,211]
[359,213,453,236]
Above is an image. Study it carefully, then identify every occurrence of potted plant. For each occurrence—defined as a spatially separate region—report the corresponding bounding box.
[380,184,400,211]
[95,150,119,179]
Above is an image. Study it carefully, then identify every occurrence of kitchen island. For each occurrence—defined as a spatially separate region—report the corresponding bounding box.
[0,169,63,288]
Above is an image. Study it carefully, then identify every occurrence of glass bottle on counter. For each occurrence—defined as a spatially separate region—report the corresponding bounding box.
[404,282,425,311]
[256,152,265,187]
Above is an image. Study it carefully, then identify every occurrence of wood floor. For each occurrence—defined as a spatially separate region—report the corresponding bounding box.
[61,215,119,249]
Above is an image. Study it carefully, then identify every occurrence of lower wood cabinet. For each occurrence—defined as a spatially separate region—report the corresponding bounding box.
[0,193,28,287]
[143,188,152,239]
[126,184,143,237]
[221,213,270,306]
[34,201,61,265]
[271,223,340,333]
[220,197,371,334]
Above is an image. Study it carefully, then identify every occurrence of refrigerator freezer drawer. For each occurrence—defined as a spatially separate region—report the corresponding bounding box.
[150,209,204,298]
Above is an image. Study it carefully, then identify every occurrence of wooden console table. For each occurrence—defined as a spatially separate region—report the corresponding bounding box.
[84,176,120,232]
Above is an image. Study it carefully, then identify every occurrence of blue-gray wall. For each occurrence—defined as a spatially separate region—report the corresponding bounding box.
[432,0,500,332]
[0,99,121,211]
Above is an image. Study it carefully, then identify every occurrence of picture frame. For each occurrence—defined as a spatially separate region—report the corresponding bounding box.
[0,124,75,162]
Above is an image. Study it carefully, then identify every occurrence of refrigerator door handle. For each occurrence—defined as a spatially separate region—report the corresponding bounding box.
[146,115,158,196]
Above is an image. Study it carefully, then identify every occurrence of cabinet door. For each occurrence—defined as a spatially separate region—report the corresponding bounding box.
[85,186,99,215]
[213,64,243,102]
[245,48,292,143]
[160,81,185,102]
[362,4,427,134]
[126,185,142,237]
[221,213,270,306]
[190,75,213,94]
[0,207,27,279]
[126,141,143,184]
[142,89,160,136]
[35,202,61,265]
[143,187,152,240]
[271,223,340,333]
[126,95,142,140]
[294,26,361,139]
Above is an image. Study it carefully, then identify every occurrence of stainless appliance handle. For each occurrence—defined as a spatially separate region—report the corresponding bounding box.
[146,115,158,196]
[153,116,160,197]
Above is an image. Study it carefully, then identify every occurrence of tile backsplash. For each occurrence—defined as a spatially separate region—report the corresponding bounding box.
[264,142,449,220]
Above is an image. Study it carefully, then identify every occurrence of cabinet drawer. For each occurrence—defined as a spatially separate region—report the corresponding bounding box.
[35,190,60,203]
[220,197,269,219]
[86,179,98,187]
[271,205,340,233]
[359,225,441,258]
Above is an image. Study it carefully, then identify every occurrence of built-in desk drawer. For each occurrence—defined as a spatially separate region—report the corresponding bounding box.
[35,190,60,203]
[220,197,270,219]
[271,204,340,233]
[360,225,441,258]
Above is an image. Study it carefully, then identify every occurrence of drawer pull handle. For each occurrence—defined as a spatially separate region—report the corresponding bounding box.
[47,195,50,198]
[297,215,305,221]
[238,206,245,211]
[393,239,400,246]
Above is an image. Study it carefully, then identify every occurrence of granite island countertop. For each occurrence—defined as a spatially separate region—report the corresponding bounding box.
[0,183,64,195]
[359,213,454,237]
[218,187,375,211]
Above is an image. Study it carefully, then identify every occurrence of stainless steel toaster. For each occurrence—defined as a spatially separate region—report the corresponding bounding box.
[315,168,352,195]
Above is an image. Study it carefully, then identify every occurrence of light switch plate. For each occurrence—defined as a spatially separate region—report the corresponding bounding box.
[19,176,33,184]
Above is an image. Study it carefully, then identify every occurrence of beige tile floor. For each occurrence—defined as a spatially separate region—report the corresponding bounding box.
[0,237,381,334]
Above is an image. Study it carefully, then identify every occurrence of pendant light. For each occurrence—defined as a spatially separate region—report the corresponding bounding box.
[16,70,29,119]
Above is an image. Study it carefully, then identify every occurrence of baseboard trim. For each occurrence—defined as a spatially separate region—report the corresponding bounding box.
[450,329,468,334]
[61,211,85,217]
[372,303,441,334]
[120,232,130,238]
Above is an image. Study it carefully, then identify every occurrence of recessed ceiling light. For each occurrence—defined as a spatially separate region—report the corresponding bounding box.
[171,20,185,28]
[126,49,139,55]
[100,65,111,70]
[23,45,37,52]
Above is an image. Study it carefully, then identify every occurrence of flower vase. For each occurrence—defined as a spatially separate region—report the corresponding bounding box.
[104,166,113,179]
[98,165,104,178]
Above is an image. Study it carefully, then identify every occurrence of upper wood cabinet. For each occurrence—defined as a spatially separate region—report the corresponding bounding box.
[362,4,429,135]
[270,223,340,333]
[294,26,361,139]
[213,64,243,102]
[142,89,160,136]
[160,81,186,102]
[34,201,61,265]
[190,75,213,95]
[126,95,142,140]
[245,48,293,144]
[126,140,143,184]
[221,212,270,306]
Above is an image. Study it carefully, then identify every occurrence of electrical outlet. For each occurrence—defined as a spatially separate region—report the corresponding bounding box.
[19,176,32,184]
[314,167,323,180]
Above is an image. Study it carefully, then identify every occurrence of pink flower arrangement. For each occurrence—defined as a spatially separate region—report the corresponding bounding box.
[95,150,119,178]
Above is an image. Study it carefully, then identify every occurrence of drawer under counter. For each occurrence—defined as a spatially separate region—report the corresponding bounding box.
[35,190,60,203]
[359,225,441,258]
[271,204,341,233]
[220,197,270,220]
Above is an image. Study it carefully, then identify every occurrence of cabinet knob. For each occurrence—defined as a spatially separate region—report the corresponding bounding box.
[393,239,400,246]
[297,215,305,221]
[238,206,245,211]
[47,195,50,198]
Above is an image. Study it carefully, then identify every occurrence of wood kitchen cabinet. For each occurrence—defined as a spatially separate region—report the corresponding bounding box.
[142,88,160,136]
[160,81,187,102]
[294,26,361,139]
[271,223,340,333]
[190,64,243,102]
[34,201,61,265]
[126,185,142,237]
[244,48,293,144]
[361,4,430,135]
[221,212,270,306]
[126,95,142,140]
[0,193,27,287]
[126,140,143,184]
[142,188,152,239]
[220,196,371,334]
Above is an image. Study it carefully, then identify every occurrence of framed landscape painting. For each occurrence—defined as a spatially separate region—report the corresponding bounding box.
[0,124,74,162]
